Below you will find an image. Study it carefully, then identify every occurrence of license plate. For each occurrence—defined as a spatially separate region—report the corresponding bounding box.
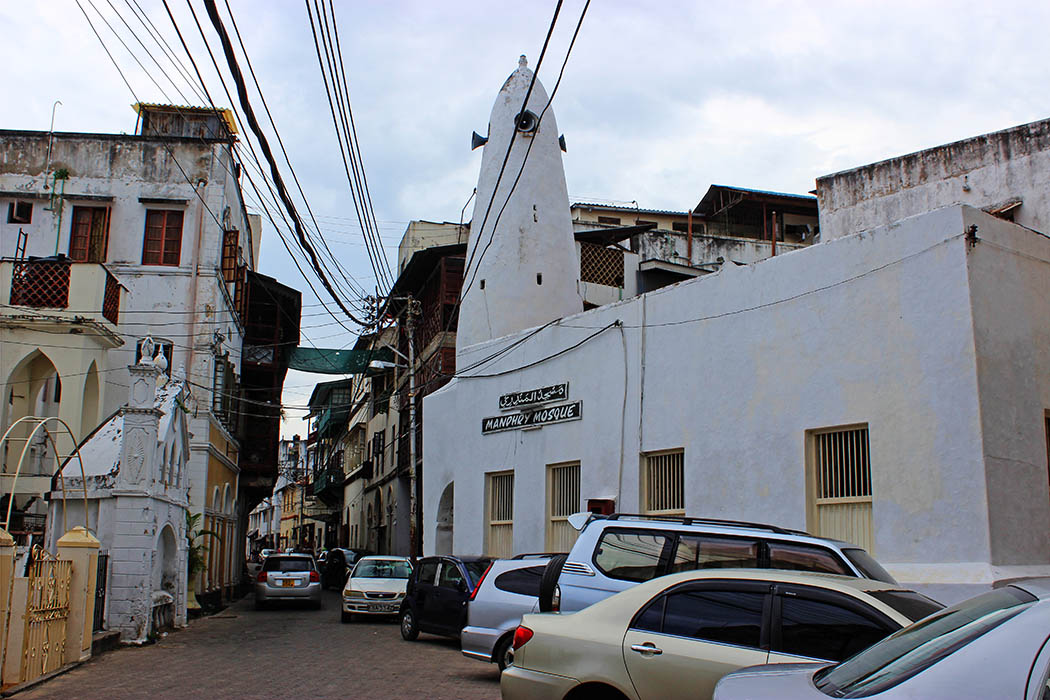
[367,603,393,612]
[281,579,296,588]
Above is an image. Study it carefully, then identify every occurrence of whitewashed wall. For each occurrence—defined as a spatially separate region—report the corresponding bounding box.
[424,205,1050,593]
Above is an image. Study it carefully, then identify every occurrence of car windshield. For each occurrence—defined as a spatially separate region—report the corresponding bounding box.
[814,586,1036,697]
[352,560,412,579]
[263,557,314,573]
[842,548,897,584]
[869,590,944,623]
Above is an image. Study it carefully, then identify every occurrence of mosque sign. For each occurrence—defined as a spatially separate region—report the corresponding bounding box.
[482,401,582,434]
[498,383,569,410]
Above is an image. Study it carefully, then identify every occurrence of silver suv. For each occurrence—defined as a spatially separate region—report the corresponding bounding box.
[541,513,896,614]
[460,556,553,671]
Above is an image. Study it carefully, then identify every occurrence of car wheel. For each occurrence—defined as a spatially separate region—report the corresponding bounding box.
[400,608,419,641]
[341,610,353,623]
[494,633,514,672]
[538,554,568,612]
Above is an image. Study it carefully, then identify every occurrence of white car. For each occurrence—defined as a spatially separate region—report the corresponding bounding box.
[501,569,942,700]
[341,556,414,623]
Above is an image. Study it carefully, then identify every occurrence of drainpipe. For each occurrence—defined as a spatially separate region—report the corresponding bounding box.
[771,210,777,257]
[185,179,208,381]
[686,209,693,264]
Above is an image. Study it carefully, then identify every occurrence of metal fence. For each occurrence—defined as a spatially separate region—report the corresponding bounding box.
[93,553,109,632]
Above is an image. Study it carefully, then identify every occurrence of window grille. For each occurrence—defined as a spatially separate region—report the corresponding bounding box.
[597,215,621,225]
[142,210,184,266]
[547,463,580,552]
[809,425,873,552]
[642,450,685,515]
[579,242,624,288]
[9,259,70,309]
[486,471,514,558]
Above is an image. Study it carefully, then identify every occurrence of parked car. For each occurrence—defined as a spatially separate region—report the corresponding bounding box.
[501,569,942,700]
[325,548,375,590]
[539,513,896,614]
[342,556,414,622]
[713,578,1050,700]
[462,556,554,671]
[254,553,322,610]
[400,555,493,642]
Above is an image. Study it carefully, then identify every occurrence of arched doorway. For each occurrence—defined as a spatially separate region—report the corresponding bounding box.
[435,482,454,555]
[155,524,178,594]
[80,361,100,442]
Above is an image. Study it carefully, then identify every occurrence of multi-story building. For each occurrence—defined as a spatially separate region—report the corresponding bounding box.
[0,104,299,602]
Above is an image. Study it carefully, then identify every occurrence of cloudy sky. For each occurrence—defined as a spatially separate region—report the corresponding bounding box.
[3,0,1048,437]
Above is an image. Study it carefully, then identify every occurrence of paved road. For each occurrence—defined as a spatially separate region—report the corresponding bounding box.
[21,591,501,699]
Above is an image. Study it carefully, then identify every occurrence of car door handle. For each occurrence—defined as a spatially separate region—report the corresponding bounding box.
[630,643,663,656]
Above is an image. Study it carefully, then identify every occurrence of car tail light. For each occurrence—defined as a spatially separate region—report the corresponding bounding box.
[470,562,493,601]
[551,584,561,612]
[512,625,533,650]
[256,571,267,583]
[309,570,320,583]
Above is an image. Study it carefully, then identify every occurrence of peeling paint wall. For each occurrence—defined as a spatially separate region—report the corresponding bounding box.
[816,118,1050,241]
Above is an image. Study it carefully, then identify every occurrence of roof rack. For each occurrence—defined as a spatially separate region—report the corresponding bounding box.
[604,513,808,536]
[510,552,566,560]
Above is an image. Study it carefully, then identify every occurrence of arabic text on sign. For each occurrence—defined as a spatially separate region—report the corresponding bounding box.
[498,383,568,410]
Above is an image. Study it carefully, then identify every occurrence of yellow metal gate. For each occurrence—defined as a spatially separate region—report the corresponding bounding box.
[21,558,72,682]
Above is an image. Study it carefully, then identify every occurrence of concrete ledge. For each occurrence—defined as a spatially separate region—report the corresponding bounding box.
[91,630,121,656]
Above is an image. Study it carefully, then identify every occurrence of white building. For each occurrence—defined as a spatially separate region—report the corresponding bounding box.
[47,346,190,642]
[424,69,1050,603]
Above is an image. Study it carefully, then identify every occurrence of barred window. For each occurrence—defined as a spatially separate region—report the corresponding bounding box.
[579,242,625,287]
[642,450,684,515]
[808,425,873,552]
[487,471,514,558]
[547,462,580,552]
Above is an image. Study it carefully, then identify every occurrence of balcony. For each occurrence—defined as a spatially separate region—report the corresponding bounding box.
[2,258,124,339]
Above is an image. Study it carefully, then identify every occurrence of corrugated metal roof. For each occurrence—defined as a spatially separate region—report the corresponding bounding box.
[132,102,239,136]
[572,202,688,217]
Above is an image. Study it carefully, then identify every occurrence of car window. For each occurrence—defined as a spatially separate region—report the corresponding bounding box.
[632,596,665,633]
[672,535,760,573]
[842,548,897,584]
[439,562,465,589]
[594,530,672,582]
[417,560,439,585]
[815,586,1037,698]
[778,595,892,661]
[767,541,848,575]
[662,589,765,648]
[868,590,943,623]
[495,566,545,597]
[463,560,493,586]
[263,557,314,572]
[353,560,412,579]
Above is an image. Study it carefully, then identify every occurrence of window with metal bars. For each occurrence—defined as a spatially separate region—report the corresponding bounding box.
[142,210,184,266]
[69,206,110,263]
[813,427,871,500]
[579,242,625,287]
[486,471,514,558]
[547,462,580,552]
[808,425,873,553]
[642,450,685,515]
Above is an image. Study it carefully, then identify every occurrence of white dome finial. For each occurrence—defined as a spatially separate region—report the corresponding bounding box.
[519,54,528,69]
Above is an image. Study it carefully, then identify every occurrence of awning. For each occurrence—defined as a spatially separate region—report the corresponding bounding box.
[288,347,394,374]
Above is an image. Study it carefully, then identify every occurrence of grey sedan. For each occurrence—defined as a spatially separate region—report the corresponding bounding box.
[714,578,1050,700]
[255,554,322,609]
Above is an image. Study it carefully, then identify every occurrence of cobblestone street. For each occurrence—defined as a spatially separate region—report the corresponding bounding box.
[20,591,500,699]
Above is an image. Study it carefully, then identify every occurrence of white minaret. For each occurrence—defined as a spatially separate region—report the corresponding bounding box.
[457,56,583,355]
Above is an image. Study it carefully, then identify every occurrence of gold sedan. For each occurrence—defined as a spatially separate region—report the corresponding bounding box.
[501,569,941,700]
